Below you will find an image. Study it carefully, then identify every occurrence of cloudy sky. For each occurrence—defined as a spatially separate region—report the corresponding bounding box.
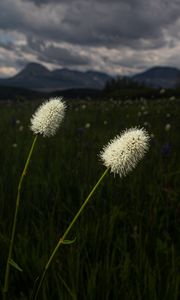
[0,0,180,77]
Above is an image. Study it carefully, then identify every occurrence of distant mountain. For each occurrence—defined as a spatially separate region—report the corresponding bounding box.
[1,64,180,94]
[132,66,180,88]
[0,63,111,91]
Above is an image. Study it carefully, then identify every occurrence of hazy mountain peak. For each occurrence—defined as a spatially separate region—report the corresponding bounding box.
[16,62,50,77]
[26,62,48,70]
[133,66,180,88]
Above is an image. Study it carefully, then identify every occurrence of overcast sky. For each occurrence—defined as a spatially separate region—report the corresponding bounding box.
[0,0,180,77]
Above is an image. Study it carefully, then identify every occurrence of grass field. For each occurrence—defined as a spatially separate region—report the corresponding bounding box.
[0,97,180,300]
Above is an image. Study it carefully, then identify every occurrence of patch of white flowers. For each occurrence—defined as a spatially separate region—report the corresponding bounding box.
[165,123,171,131]
[100,127,150,177]
[30,97,66,137]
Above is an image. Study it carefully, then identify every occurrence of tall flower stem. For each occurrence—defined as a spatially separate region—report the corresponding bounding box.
[31,167,109,300]
[3,135,38,300]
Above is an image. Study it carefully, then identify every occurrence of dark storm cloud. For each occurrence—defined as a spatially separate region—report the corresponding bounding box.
[58,0,180,48]
[25,0,71,4]
[38,45,90,66]
[0,0,180,76]
[0,0,180,48]
[26,36,90,66]
[53,1,179,48]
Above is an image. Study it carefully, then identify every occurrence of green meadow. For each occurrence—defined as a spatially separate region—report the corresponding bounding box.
[0,98,180,299]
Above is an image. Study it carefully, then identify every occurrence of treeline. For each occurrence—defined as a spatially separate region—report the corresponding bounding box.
[1,77,180,102]
[102,76,180,100]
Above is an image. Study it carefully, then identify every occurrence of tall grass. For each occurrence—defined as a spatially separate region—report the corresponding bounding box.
[0,98,180,299]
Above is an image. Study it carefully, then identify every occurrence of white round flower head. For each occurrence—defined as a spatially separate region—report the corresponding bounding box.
[165,123,171,131]
[30,97,66,137]
[100,127,150,177]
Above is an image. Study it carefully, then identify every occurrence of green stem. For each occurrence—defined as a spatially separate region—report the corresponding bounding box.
[3,135,38,300]
[32,167,109,300]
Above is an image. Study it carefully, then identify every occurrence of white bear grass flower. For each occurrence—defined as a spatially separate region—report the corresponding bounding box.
[100,127,150,177]
[31,126,150,299]
[3,97,66,299]
[30,97,66,137]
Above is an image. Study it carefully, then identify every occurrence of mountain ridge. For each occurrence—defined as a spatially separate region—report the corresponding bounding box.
[0,63,180,91]
[132,66,180,88]
[0,63,111,92]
